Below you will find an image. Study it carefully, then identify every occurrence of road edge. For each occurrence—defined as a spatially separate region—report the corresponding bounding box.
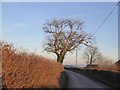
[59,71,68,88]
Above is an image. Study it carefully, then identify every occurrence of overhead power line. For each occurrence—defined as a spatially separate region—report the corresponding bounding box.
[93,1,120,35]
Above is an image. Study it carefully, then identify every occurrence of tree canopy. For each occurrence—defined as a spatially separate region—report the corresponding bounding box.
[43,18,94,63]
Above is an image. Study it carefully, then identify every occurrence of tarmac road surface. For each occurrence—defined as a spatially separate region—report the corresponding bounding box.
[65,69,110,88]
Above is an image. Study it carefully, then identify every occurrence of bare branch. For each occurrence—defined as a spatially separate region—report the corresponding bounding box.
[43,18,94,63]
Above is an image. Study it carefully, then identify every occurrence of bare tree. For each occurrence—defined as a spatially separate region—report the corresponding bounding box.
[97,56,114,69]
[83,46,101,67]
[43,18,94,63]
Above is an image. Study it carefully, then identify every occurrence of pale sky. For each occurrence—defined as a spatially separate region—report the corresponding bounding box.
[1,2,118,65]
[1,0,120,2]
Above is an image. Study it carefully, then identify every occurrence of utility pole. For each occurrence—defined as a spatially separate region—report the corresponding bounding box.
[76,49,77,67]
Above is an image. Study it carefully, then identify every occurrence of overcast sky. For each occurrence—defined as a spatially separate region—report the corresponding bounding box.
[2,2,118,65]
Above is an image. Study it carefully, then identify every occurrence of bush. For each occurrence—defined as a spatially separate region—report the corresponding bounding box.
[1,41,64,88]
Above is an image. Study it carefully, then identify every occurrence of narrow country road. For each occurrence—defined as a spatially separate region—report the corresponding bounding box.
[64,69,110,88]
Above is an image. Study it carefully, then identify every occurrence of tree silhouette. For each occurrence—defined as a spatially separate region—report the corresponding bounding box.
[83,46,101,67]
[43,18,94,63]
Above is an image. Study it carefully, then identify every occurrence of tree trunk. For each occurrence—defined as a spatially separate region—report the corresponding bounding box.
[57,54,64,64]
[89,55,93,68]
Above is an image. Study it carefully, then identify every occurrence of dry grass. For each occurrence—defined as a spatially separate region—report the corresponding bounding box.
[97,65,119,72]
[84,64,119,73]
[1,41,64,88]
